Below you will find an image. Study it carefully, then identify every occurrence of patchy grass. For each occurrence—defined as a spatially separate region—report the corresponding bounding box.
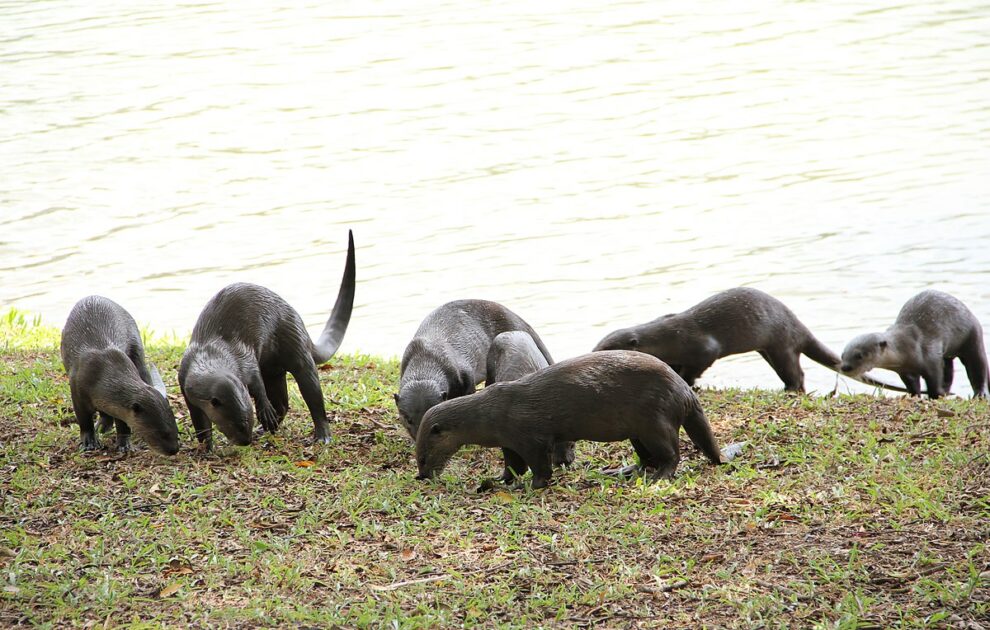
[1,316,988,628]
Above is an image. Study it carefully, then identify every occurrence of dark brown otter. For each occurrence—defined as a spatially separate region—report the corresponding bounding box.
[594,287,908,393]
[60,295,179,455]
[485,330,575,476]
[416,350,723,489]
[394,299,554,441]
[841,290,989,398]
[179,230,355,449]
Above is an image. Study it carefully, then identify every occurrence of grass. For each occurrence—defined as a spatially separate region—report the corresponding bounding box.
[1,308,988,627]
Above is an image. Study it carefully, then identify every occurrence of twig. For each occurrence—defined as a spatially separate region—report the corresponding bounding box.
[637,578,689,594]
[369,574,449,592]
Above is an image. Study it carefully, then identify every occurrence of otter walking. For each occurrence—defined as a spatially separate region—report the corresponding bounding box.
[594,287,908,393]
[485,331,575,475]
[60,296,179,455]
[416,350,723,489]
[841,290,989,398]
[179,230,355,449]
[395,300,553,440]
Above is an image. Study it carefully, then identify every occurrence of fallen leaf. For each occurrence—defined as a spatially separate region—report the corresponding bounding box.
[158,583,181,598]
[294,460,315,468]
[493,491,514,504]
[3,586,19,594]
[399,547,416,562]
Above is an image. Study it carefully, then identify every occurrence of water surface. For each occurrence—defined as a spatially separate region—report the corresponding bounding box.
[2,0,989,394]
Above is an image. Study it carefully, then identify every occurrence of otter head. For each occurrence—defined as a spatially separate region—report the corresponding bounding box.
[394,380,447,440]
[414,403,464,481]
[840,333,887,376]
[122,386,180,455]
[186,372,255,446]
[593,328,641,353]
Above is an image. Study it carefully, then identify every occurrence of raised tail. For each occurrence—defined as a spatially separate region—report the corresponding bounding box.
[802,334,911,394]
[312,230,356,364]
[682,396,722,465]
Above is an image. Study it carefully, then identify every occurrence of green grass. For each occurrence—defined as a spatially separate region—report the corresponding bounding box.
[1,311,988,627]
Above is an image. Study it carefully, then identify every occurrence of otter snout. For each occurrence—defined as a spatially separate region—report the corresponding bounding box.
[840,363,854,374]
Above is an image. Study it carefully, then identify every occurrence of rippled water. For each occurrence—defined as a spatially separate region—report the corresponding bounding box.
[2,1,989,394]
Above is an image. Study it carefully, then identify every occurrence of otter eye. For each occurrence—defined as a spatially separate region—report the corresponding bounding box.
[131,402,143,414]
[854,352,863,361]
[210,397,222,407]
[431,425,443,435]
[629,337,639,348]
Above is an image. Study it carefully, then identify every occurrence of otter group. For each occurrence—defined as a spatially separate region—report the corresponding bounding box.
[58,229,988,491]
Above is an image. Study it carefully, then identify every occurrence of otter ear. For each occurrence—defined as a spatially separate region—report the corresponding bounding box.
[440,390,448,402]
[878,340,888,350]
[431,424,444,434]
[393,393,401,404]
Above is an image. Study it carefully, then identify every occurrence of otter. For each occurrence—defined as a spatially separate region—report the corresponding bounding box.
[841,290,989,399]
[485,331,575,476]
[593,287,908,393]
[394,299,554,442]
[60,296,179,455]
[179,230,355,449]
[416,350,723,489]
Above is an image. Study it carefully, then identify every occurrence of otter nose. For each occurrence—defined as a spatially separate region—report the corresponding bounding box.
[840,363,853,373]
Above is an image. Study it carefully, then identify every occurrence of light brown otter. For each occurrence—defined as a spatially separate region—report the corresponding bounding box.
[416,350,723,489]
[594,287,909,393]
[179,231,355,449]
[485,330,575,477]
[841,290,989,399]
[60,296,179,455]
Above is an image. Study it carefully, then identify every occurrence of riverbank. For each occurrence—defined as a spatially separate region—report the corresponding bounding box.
[1,314,987,627]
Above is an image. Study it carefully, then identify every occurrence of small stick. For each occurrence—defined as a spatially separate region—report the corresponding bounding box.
[369,574,449,592]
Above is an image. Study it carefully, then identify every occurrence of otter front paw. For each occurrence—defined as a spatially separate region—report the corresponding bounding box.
[257,403,279,434]
[80,431,101,451]
[115,434,134,454]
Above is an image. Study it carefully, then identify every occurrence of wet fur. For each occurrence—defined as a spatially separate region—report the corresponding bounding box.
[594,287,908,393]
[60,296,179,455]
[395,299,553,439]
[416,350,722,489]
[485,331,575,473]
[179,231,355,449]
[841,290,989,399]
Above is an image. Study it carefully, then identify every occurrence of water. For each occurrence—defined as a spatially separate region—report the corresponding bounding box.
[2,0,989,395]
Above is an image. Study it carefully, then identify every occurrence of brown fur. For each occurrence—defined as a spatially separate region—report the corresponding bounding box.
[416,350,722,489]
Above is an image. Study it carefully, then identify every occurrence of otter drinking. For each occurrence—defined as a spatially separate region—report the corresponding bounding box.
[395,299,553,440]
[60,296,179,455]
[179,230,355,449]
[841,290,989,398]
[416,350,723,489]
[594,287,907,393]
[485,330,574,474]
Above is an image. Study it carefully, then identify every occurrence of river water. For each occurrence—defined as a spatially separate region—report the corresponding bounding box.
[2,1,988,395]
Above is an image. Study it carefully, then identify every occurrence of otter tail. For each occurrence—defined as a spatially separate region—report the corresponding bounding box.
[150,364,167,398]
[802,335,910,393]
[312,230,356,364]
[682,397,722,465]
